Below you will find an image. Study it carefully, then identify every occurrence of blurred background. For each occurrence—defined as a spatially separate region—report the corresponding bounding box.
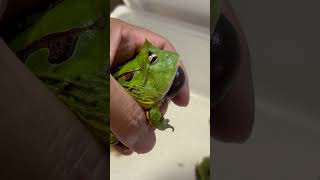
[214,0,320,179]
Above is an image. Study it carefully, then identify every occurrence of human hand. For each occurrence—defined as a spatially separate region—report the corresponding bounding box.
[110,18,189,154]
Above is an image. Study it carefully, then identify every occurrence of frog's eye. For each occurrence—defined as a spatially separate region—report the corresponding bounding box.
[148,51,158,64]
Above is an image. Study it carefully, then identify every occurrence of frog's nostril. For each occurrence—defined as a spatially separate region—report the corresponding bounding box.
[166,66,185,98]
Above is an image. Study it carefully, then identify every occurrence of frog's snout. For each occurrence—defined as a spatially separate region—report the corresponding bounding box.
[166,66,185,98]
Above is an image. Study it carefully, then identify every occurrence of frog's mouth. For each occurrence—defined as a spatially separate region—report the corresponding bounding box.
[166,66,185,99]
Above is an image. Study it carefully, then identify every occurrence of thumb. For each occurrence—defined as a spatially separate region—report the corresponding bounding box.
[110,76,156,154]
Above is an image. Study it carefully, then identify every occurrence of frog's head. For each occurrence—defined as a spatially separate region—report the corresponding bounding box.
[113,39,180,107]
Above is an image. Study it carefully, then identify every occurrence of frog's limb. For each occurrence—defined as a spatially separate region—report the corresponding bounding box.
[147,108,174,131]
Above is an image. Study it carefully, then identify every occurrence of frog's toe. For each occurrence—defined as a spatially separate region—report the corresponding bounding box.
[166,124,175,132]
[164,119,175,132]
[157,118,175,131]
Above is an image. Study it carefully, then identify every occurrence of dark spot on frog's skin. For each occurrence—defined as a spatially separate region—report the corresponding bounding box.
[166,66,185,98]
[115,71,135,82]
[124,72,134,81]
[15,18,104,64]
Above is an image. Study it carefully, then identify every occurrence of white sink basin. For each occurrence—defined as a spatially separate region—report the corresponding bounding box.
[110,6,210,180]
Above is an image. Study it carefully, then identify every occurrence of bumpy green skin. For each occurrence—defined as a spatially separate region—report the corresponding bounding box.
[112,40,180,144]
[8,0,109,144]
[196,156,210,180]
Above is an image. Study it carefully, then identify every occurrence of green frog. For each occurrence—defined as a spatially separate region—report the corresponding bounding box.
[7,0,109,144]
[111,39,183,145]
